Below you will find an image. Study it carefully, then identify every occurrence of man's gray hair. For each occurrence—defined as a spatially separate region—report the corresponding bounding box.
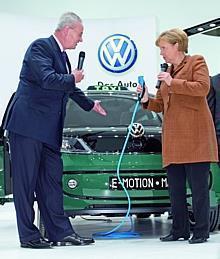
[56,12,82,30]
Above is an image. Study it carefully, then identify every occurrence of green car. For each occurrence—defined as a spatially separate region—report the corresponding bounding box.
[61,88,166,216]
[62,88,220,232]
[1,86,220,232]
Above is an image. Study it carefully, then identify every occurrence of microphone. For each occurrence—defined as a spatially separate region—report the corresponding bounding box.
[77,51,85,70]
[156,63,169,89]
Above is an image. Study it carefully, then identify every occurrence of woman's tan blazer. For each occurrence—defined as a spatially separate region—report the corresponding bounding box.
[144,55,218,167]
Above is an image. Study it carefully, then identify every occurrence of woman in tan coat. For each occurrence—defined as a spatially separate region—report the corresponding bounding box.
[138,28,218,244]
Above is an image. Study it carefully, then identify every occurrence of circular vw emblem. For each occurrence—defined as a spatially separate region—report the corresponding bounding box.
[98,34,138,73]
[129,123,145,138]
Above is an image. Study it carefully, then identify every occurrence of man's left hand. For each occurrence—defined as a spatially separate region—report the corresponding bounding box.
[92,100,107,116]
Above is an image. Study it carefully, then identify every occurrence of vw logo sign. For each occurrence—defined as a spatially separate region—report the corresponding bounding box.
[98,34,138,73]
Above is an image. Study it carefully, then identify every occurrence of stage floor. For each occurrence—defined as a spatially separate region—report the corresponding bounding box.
[0,202,220,259]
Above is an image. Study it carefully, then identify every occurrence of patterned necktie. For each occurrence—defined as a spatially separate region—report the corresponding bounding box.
[61,51,71,73]
[62,51,68,64]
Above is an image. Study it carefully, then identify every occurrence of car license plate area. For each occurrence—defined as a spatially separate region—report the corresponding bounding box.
[109,176,168,190]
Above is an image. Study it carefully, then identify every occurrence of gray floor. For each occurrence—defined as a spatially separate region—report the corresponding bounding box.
[1,202,220,259]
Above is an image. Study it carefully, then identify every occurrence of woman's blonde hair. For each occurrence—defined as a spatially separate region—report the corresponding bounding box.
[155,28,188,53]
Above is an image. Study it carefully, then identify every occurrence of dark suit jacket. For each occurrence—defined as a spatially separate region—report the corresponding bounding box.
[5,36,94,148]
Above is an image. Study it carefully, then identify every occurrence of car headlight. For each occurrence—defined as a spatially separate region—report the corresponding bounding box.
[61,138,72,151]
[61,137,80,152]
[61,137,92,153]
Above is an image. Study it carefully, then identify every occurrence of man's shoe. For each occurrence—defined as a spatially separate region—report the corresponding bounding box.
[52,233,94,246]
[160,233,190,242]
[20,238,52,249]
[75,233,95,244]
[188,236,207,244]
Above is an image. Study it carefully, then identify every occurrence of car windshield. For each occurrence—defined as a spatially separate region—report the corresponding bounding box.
[64,94,162,128]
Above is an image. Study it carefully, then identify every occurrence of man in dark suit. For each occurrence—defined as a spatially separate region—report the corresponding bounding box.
[5,12,106,249]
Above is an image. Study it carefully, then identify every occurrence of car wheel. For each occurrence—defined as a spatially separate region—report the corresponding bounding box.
[208,205,220,232]
[189,205,220,232]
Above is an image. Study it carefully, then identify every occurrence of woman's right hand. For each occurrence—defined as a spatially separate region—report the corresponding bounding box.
[136,84,149,103]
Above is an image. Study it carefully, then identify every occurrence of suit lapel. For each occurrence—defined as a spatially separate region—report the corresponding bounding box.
[48,36,69,74]
[171,55,189,77]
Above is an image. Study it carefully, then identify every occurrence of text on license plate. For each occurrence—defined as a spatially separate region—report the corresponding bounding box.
[109,176,168,190]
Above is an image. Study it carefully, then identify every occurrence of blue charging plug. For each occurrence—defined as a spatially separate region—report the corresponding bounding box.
[137,76,145,101]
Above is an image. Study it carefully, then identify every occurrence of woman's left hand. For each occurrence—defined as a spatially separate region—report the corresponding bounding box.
[157,72,173,86]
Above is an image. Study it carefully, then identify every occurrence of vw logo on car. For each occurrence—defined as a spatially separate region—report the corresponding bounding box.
[98,34,138,73]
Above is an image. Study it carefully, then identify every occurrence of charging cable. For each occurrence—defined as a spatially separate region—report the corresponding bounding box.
[93,77,146,239]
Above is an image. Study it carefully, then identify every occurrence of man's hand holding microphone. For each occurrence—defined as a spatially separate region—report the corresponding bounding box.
[71,51,85,83]
[72,69,84,83]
